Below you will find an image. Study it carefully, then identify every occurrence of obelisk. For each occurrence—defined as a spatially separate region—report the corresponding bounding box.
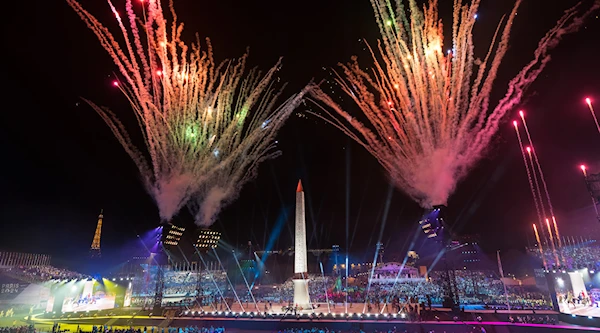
[293,180,311,310]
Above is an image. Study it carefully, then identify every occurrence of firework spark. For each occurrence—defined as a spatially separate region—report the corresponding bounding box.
[513,122,547,242]
[519,111,556,220]
[585,97,600,136]
[533,224,547,269]
[545,218,559,265]
[525,146,550,235]
[68,0,307,225]
[551,216,562,251]
[518,111,564,264]
[581,164,600,222]
[309,0,598,207]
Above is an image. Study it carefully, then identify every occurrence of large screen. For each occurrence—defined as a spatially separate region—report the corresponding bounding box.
[1,273,128,313]
[552,269,600,317]
[61,280,116,312]
[42,279,128,313]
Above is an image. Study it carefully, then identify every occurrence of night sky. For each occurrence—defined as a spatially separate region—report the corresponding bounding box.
[1,0,599,270]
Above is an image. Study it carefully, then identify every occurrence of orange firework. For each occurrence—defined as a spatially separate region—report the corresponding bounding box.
[551,215,565,264]
[545,218,559,265]
[514,122,547,242]
[533,224,547,269]
[67,0,308,225]
[525,145,549,242]
[521,111,564,263]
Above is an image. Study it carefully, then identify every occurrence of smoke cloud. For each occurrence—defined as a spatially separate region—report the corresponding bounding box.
[152,173,195,222]
[405,147,462,207]
[194,186,233,227]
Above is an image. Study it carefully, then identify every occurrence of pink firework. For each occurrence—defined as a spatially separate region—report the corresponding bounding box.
[310,0,598,207]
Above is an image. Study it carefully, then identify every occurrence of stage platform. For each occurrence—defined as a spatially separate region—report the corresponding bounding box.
[26,309,600,332]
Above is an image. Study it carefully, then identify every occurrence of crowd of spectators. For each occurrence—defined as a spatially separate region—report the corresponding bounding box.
[0,326,35,333]
[0,262,560,312]
[163,272,205,296]
[532,243,600,270]
[86,327,224,333]
[273,329,399,333]
[430,271,551,309]
[272,276,441,306]
[274,275,331,303]
[508,315,557,325]
[133,269,227,300]
[1,266,87,283]
[156,268,552,311]
[272,328,490,333]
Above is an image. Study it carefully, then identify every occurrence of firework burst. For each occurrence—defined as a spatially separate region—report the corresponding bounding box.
[68,0,307,224]
[309,0,598,208]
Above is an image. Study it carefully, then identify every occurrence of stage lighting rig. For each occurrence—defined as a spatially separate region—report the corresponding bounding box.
[418,205,460,311]
[419,205,446,239]
[161,224,185,247]
[195,229,221,251]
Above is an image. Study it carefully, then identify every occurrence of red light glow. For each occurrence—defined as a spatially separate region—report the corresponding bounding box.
[513,120,518,127]
[586,97,591,104]
[526,147,531,153]
[519,110,524,117]
[156,70,162,76]
[113,81,119,87]
[580,165,586,171]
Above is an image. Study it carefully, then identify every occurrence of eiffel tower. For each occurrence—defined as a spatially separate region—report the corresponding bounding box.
[90,209,103,258]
